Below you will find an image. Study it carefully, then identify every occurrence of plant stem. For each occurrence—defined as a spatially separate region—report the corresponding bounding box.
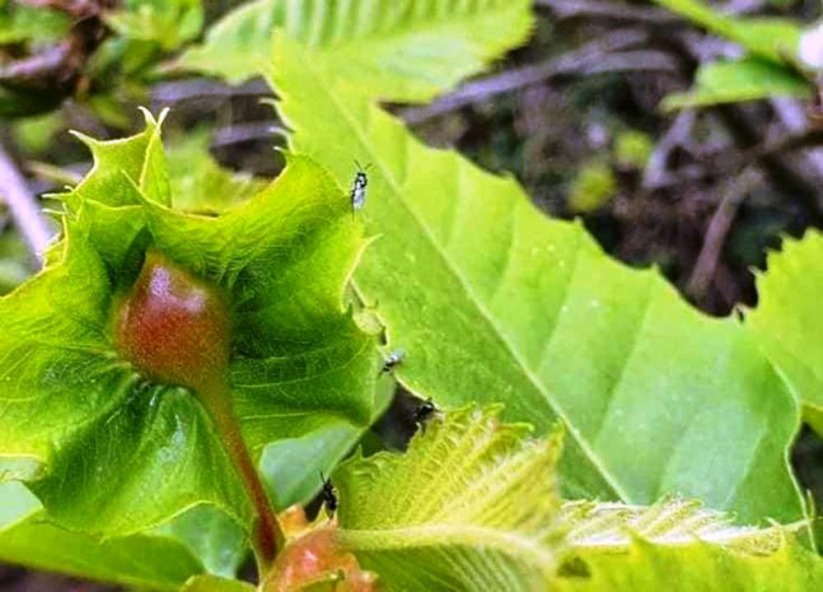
[199,378,284,574]
[0,142,53,262]
[687,167,761,301]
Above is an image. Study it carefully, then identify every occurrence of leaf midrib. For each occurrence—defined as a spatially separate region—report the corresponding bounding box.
[287,45,630,503]
[340,523,554,567]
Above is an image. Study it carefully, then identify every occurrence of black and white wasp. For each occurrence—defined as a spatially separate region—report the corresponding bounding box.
[381,349,405,374]
[350,161,370,213]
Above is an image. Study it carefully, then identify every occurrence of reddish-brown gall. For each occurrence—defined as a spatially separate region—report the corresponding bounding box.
[115,251,230,392]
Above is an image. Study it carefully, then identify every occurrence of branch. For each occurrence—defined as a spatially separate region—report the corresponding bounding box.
[14,0,106,18]
[400,30,666,124]
[535,0,680,25]
[212,122,288,148]
[0,143,53,263]
[0,43,73,85]
[706,128,823,178]
[686,167,762,300]
[642,110,697,190]
[152,78,271,105]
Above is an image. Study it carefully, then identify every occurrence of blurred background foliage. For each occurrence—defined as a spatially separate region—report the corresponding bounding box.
[2,0,823,588]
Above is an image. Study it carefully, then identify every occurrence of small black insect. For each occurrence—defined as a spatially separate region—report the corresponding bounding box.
[320,472,338,513]
[381,348,405,374]
[350,160,370,213]
[413,397,439,433]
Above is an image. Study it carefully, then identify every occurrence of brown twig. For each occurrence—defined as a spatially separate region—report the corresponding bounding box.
[400,30,667,124]
[0,43,74,86]
[151,78,272,105]
[0,143,53,262]
[686,167,762,300]
[710,127,823,172]
[660,30,823,222]
[15,0,105,18]
[535,0,680,25]
[212,122,288,148]
[1,1,110,108]
[642,110,696,190]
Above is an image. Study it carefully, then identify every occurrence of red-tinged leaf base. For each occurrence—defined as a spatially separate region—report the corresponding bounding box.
[265,507,376,592]
[115,250,230,393]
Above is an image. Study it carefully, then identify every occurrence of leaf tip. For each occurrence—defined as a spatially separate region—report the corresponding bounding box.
[138,106,170,132]
[68,129,98,149]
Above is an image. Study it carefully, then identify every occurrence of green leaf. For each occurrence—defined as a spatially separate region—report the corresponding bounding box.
[335,406,563,591]
[0,109,384,572]
[175,0,285,84]
[0,230,30,295]
[67,108,170,209]
[747,231,823,434]
[269,11,806,524]
[105,0,204,50]
[0,2,70,45]
[166,127,268,213]
[556,500,823,590]
[179,0,533,101]
[151,504,250,578]
[0,482,205,591]
[662,59,811,111]
[652,0,802,64]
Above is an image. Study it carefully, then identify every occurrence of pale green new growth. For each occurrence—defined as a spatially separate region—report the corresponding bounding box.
[747,230,823,435]
[557,500,823,590]
[335,407,563,591]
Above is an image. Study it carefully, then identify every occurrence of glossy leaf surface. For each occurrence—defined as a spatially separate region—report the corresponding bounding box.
[0,482,205,591]
[270,20,806,524]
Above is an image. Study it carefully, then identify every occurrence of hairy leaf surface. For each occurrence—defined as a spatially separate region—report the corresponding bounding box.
[335,407,563,591]
[557,500,823,590]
